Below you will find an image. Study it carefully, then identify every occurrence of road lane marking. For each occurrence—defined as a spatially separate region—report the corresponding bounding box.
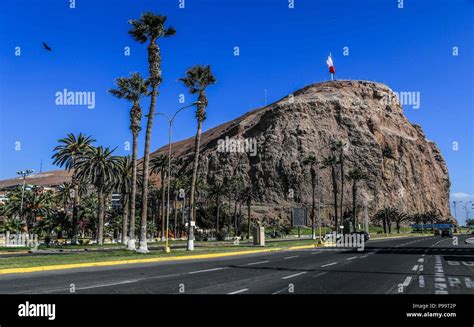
[189,267,225,274]
[419,276,425,288]
[77,280,138,291]
[282,272,307,280]
[321,262,338,268]
[227,288,249,294]
[283,255,299,260]
[418,258,424,263]
[346,256,358,261]
[311,252,321,255]
[403,276,412,287]
[434,255,448,294]
[412,265,419,271]
[246,260,269,266]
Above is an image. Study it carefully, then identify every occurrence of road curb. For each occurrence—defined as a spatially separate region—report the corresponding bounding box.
[0,247,285,275]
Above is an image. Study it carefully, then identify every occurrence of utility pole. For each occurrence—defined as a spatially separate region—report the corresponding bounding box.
[152,102,200,253]
[17,169,34,217]
[453,200,462,219]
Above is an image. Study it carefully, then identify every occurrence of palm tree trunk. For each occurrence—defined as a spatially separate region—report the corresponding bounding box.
[161,170,166,240]
[97,189,105,246]
[138,85,157,253]
[311,170,316,239]
[174,193,178,238]
[71,180,80,244]
[187,119,203,251]
[340,152,344,231]
[352,182,357,232]
[216,196,220,233]
[247,202,251,240]
[331,166,338,233]
[121,193,129,244]
[128,131,139,250]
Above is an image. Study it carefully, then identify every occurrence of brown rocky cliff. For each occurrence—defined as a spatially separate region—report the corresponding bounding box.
[152,80,451,220]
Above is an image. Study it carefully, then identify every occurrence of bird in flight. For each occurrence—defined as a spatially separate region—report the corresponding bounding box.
[42,42,52,51]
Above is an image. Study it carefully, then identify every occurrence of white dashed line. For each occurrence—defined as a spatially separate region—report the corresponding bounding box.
[403,276,412,287]
[321,262,338,268]
[283,255,299,260]
[227,288,249,294]
[418,258,424,263]
[412,265,419,271]
[246,260,269,266]
[419,276,425,288]
[346,256,358,261]
[282,272,307,280]
[189,267,225,274]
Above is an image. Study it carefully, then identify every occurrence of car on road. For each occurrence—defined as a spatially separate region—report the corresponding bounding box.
[351,231,370,242]
[441,229,453,237]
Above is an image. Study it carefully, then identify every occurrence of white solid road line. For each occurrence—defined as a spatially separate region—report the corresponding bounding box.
[246,260,269,266]
[189,267,225,274]
[346,256,358,261]
[282,272,307,280]
[419,276,425,288]
[403,276,412,287]
[227,288,249,294]
[283,255,299,260]
[77,280,138,291]
[321,262,338,268]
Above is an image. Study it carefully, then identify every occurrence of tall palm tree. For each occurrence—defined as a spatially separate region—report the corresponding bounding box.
[240,186,258,240]
[393,211,408,233]
[179,65,216,250]
[75,146,120,246]
[109,73,149,249]
[207,180,225,234]
[115,156,133,245]
[303,154,318,239]
[332,140,346,227]
[346,168,366,232]
[322,155,339,232]
[373,207,398,234]
[128,12,176,253]
[151,153,169,240]
[52,133,95,243]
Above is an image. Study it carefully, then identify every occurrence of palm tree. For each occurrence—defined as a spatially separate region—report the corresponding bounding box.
[322,155,339,232]
[303,154,318,239]
[150,153,169,240]
[346,168,366,232]
[332,140,346,228]
[373,207,398,234]
[240,186,258,240]
[75,146,120,246]
[423,209,441,232]
[179,65,216,250]
[128,12,176,253]
[393,211,408,233]
[109,73,149,249]
[52,133,95,243]
[115,156,133,244]
[207,180,226,234]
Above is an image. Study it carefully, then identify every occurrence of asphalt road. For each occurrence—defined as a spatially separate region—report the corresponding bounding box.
[1,235,473,294]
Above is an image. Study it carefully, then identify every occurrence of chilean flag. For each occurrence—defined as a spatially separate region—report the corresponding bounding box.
[326,54,335,75]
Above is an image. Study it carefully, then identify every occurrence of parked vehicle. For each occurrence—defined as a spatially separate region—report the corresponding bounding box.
[441,229,453,237]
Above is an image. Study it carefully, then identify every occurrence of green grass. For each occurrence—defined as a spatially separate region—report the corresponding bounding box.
[0,239,320,270]
[0,247,31,253]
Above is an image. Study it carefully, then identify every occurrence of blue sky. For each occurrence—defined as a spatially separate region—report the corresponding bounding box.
[0,0,473,222]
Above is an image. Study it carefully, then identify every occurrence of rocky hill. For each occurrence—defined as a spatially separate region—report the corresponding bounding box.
[152,80,451,220]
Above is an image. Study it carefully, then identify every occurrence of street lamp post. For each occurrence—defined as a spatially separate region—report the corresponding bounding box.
[464,201,472,221]
[453,200,462,219]
[16,169,34,217]
[153,102,200,253]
